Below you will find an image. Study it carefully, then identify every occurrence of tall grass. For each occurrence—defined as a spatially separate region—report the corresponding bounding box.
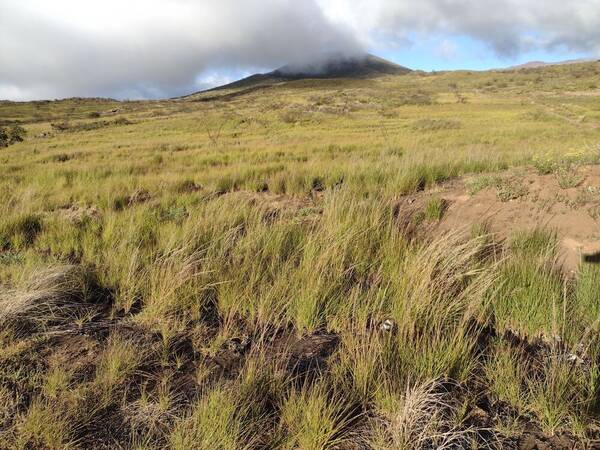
[2,61,600,447]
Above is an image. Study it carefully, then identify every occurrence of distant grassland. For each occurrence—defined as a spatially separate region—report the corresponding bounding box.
[2,62,600,207]
[1,63,600,448]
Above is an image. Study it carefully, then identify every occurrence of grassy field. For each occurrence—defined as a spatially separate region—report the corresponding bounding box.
[1,62,600,449]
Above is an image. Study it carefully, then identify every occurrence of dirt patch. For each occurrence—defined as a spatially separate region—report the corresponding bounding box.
[200,329,340,384]
[209,335,253,378]
[517,430,581,450]
[392,195,442,241]
[425,165,600,271]
[47,334,100,382]
[286,331,339,378]
[226,191,323,224]
[127,188,152,206]
[54,204,101,224]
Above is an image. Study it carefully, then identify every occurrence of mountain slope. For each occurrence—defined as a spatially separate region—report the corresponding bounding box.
[184,54,410,99]
[506,57,598,70]
[271,53,411,79]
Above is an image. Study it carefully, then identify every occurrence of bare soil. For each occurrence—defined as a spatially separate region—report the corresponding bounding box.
[431,165,600,271]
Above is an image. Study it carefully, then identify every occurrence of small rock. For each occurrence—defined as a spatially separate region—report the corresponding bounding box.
[226,335,251,354]
[380,319,396,332]
[563,353,585,365]
[468,406,491,426]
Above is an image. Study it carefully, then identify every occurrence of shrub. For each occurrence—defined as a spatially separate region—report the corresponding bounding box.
[9,125,26,143]
[533,157,556,175]
[49,153,74,163]
[0,127,8,147]
[0,125,26,147]
[466,174,502,195]
[496,178,528,202]
[556,166,584,189]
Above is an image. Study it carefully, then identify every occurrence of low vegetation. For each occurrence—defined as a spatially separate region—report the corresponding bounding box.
[0,124,26,147]
[1,62,600,448]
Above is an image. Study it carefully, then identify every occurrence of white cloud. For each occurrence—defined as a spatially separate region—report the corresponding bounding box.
[437,39,459,61]
[1,0,599,100]
[319,0,600,56]
[0,0,361,100]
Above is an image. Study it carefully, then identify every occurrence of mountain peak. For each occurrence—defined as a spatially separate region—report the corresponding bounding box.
[186,54,410,98]
[270,53,410,79]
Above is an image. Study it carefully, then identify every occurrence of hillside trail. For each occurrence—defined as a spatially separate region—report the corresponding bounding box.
[527,93,600,129]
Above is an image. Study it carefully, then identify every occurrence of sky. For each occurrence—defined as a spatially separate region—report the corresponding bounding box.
[1,0,599,101]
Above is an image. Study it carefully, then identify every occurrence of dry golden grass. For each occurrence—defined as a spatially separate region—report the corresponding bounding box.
[1,62,600,448]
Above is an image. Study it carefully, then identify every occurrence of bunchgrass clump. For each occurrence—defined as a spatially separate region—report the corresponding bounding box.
[0,214,43,250]
[169,388,250,450]
[424,197,446,221]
